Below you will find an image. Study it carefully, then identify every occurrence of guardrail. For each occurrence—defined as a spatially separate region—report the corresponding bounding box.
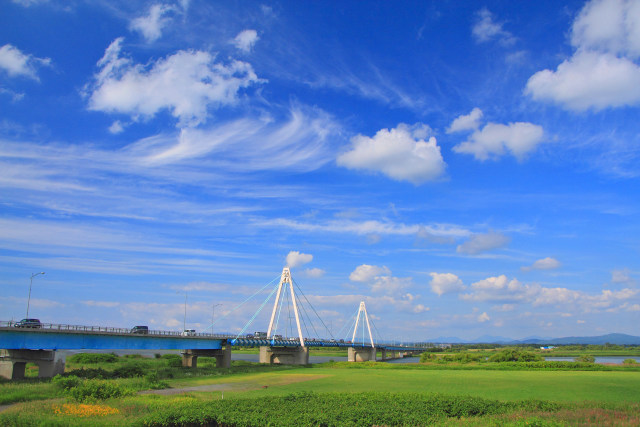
[0,321,234,339]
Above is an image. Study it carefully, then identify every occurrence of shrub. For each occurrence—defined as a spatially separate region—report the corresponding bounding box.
[574,355,595,363]
[623,358,638,365]
[65,367,112,379]
[420,353,437,362]
[67,379,132,402]
[112,364,145,378]
[69,353,118,364]
[52,374,81,390]
[489,349,542,362]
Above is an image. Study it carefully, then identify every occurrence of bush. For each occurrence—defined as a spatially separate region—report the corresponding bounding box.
[64,367,112,379]
[51,374,80,390]
[574,355,595,363]
[67,379,132,402]
[162,354,183,367]
[69,353,118,364]
[112,364,145,378]
[623,358,638,365]
[489,349,542,362]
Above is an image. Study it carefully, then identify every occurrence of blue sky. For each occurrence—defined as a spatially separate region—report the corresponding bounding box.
[1,0,639,341]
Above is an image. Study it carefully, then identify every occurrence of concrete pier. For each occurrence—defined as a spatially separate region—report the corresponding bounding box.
[259,346,309,365]
[181,345,231,369]
[0,349,66,379]
[348,346,376,362]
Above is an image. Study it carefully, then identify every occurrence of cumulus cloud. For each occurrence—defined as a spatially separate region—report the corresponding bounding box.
[129,4,175,43]
[285,251,313,268]
[349,264,412,294]
[86,38,263,127]
[456,231,510,255]
[429,272,466,296]
[233,29,259,52]
[461,274,639,312]
[349,264,391,282]
[521,257,562,272]
[337,123,446,184]
[453,121,544,161]
[302,267,325,278]
[526,0,640,110]
[472,8,515,45]
[611,268,636,286]
[447,108,483,133]
[477,312,491,322]
[0,44,50,80]
[413,304,430,313]
[526,51,640,110]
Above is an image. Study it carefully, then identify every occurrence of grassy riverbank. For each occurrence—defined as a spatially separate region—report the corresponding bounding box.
[2,354,640,425]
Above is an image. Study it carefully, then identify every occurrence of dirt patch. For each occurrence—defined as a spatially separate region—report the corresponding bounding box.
[142,374,331,396]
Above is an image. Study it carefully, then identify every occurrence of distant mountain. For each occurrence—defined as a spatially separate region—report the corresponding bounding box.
[425,333,640,345]
[530,333,640,346]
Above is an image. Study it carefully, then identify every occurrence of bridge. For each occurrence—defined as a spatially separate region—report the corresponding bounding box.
[0,268,424,379]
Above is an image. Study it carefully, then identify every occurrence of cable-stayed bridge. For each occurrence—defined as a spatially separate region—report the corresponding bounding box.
[0,268,425,379]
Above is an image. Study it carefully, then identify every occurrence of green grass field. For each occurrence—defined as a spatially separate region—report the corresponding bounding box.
[2,359,640,425]
[167,364,640,403]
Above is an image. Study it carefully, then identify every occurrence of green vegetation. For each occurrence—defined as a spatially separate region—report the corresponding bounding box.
[574,354,596,363]
[1,351,640,425]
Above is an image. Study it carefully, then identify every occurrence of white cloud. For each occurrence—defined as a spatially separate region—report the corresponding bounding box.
[447,108,483,133]
[456,231,510,255]
[526,0,640,111]
[413,304,430,313]
[233,29,259,52]
[461,274,639,312]
[108,120,125,134]
[129,4,175,43]
[349,264,391,282]
[571,0,640,58]
[453,121,544,161]
[82,300,120,308]
[477,312,490,322]
[429,272,465,296]
[521,257,562,272]
[135,105,338,170]
[526,51,640,110]
[337,123,446,184]
[285,251,313,268]
[0,44,50,80]
[348,264,412,294]
[87,38,263,127]
[303,267,325,278]
[472,8,515,45]
[611,268,636,285]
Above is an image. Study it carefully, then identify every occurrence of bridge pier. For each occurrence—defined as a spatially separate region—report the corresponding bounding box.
[348,346,376,362]
[181,345,231,369]
[259,346,309,365]
[0,349,66,379]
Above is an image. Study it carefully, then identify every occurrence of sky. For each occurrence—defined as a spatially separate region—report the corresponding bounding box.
[1,0,639,342]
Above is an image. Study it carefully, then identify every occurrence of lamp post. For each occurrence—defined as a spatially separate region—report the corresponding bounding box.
[26,272,45,319]
[212,303,222,332]
[177,291,187,332]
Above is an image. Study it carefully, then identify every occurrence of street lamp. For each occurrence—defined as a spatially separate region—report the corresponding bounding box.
[212,303,222,330]
[26,272,45,319]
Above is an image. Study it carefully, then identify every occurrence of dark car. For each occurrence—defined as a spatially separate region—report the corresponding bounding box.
[130,325,149,334]
[15,318,42,328]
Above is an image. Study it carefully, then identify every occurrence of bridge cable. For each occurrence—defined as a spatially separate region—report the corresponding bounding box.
[333,306,359,340]
[203,274,281,332]
[235,281,280,339]
[292,278,335,339]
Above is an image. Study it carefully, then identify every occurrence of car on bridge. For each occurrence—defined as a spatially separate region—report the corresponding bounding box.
[14,318,42,328]
[130,325,149,334]
[182,329,196,336]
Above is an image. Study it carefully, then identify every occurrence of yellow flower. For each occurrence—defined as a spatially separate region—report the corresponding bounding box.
[53,403,120,417]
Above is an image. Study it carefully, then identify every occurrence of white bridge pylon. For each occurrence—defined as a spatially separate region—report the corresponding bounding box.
[267,267,305,347]
[352,301,375,348]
